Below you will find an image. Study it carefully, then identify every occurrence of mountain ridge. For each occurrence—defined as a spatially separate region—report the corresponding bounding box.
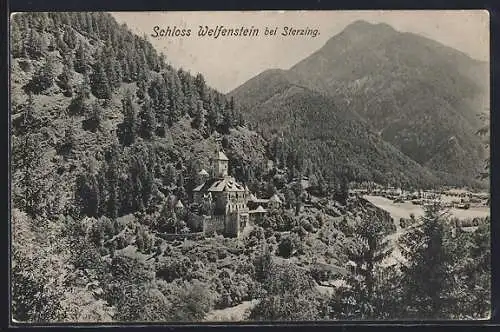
[229,20,488,188]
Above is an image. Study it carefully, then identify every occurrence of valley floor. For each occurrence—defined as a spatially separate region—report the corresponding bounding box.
[363,195,490,221]
[364,194,490,267]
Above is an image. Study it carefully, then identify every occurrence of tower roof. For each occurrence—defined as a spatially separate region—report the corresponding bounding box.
[193,177,245,192]
[249,205,267,214]
[175,200,184,208]
[216,150,229,161]
[255,205,266,213]
[198,169,209,176]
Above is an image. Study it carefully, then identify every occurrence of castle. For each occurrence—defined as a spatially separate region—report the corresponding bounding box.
[191,147,281,238]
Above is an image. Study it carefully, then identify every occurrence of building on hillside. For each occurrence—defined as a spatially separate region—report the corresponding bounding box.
[198,169,209,182]
[268,193,283,209]
[247,194,270,210]
[192,148,251,238]
[174,199,185,213]
[248,205,267,223]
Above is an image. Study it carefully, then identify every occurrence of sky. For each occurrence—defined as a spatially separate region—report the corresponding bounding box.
[111,10,489,93]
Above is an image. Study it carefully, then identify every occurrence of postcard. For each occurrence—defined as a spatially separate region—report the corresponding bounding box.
[9,10,490,323]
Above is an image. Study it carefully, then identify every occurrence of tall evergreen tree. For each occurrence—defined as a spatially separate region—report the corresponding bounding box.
[74,42,89,74]
[26,55,56,94]
[398,202,454,319]
[68,81,90,116]
[12,95,45,218]
[117,92,138,146]
[75,163,100,218]
[82,102,104,133]
[11,18,25,58]
[138,97,157,139]
[57,57,73,97]
[105,144,121,218]
[62,26,77,49]
[90,61,112,100]
[330,213,393,319]
[56,125,76,159]
[25,28,47,59]
[191,100,205,130]
[194,73,206,100]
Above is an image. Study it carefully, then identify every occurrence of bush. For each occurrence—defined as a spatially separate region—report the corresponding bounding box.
[24,57,55,94]
[156,256,193,282]
[277,233,303,258]
[300,217,315,233]
[164,280,216,321]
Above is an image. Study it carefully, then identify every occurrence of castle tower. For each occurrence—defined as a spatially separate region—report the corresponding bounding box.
[198,168,209,183]
[211,147,229,179]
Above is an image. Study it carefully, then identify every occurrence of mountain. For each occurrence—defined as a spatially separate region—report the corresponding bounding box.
[230,20,488,187]
[230,70,439,188]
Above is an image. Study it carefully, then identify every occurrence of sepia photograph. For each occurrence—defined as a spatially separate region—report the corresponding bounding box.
[9,10,490,323]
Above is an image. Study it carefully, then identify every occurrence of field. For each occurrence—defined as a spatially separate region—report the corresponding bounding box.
[364,195,490,267]
[363,195,490,221]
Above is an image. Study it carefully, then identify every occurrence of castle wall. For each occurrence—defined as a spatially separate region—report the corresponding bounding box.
[214,193,228,211]
[187,212,204,232]
[194,192,203,204]
[156,232,205,241]
[225,213,240,238]
[203,215,226,236]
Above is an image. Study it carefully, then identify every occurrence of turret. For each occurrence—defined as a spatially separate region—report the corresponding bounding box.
[211,148,229,179]
[198,168,209,183]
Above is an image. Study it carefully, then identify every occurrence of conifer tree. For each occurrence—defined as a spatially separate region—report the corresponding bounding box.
[118,92,138,146]
[68,81,90,116]
[55,30,69,54]
[56,125,76,158]
[96,165,108,216]
[26,55,55,94]
[74,42,88,74]
[12,95,45,218]
[62,26,77,49]
[191,100,205,130]
[105,144,120,218]
[11,19,25,58]
[136,75,148,101]
[194,73,206,100]
[25,28,47,59]
[57,57,73,97]
[206,95,221,133]
[330,213,393,319]
[334,175,349,205]
[106,56,122,89]
[398,202,454,319]
[90,61,112,100]
[82,102,104,132]
[138,97,157,139]
[75,163,100,218]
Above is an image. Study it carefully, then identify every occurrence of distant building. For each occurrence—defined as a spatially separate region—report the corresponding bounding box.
[249,205,267,223]
[198,169,209,182]
[268,193,283,209]
[174,199,185,212]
